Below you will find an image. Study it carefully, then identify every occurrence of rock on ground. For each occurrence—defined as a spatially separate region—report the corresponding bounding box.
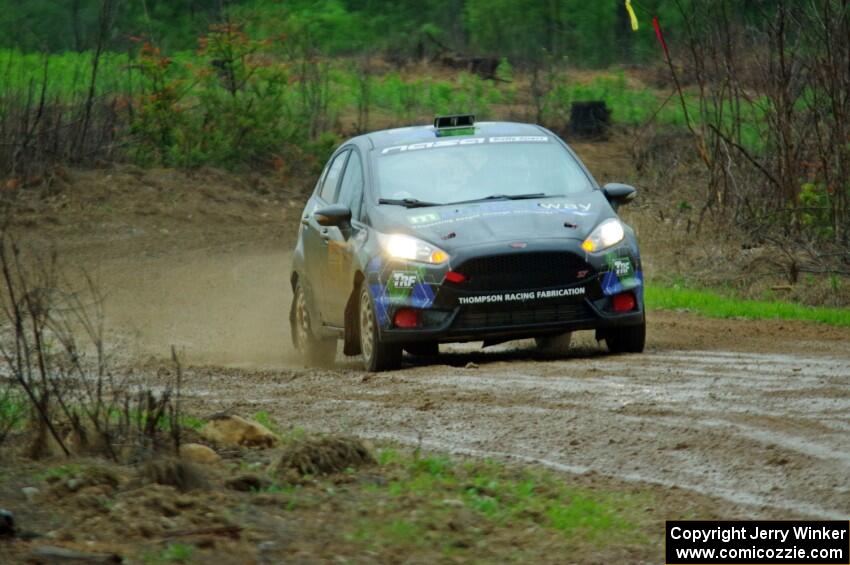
[179,443,221,464]
[200,415,277,448]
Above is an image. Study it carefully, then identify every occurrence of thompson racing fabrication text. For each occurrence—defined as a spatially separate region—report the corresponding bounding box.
[458,287,586,305]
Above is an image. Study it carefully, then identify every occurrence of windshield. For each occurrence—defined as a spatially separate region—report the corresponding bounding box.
[373,136,593,205]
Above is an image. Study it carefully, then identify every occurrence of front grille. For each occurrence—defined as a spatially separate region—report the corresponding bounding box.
[456,252,592,291]
[453,302,594,330]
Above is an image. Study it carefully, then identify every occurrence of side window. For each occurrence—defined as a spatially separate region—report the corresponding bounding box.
[336,151,364,220]
[318,150,349,202]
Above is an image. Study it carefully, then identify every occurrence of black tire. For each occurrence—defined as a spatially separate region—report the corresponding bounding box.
[292,283,337,365]
[404,342,439,357]
[359,285,402,371]
[605,318,646,354]
[534,332,572,355]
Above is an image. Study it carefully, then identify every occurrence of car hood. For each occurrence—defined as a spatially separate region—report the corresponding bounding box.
[370,191,615,251]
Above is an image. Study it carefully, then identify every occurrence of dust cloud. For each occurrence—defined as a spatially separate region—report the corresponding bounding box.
[91,248,301,368]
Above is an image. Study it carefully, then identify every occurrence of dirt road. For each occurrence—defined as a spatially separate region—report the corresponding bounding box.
[89,245,850,521]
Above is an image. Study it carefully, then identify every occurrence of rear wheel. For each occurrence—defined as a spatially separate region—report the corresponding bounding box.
[293,283,336,365]
[359,286,402,371]
[605,318,646,354]
[404,342,439,357]
[534,332,572,355]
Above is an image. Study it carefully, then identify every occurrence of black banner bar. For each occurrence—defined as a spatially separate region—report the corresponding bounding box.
[666,521,849,564]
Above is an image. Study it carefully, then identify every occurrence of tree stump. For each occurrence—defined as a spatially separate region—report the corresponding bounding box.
[569,101,611,139]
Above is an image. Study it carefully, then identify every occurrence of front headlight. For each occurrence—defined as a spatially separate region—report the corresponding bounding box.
[581,219,625,253]
[377,233,450,264]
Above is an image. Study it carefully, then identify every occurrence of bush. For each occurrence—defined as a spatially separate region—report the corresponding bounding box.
[0,228,188,460]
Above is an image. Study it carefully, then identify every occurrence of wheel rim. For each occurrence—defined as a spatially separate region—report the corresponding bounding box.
[359,289,374,362]
[295,288,311,351]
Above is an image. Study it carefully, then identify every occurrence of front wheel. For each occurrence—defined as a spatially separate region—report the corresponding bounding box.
[605,318,646,354]
[359,286,402,371]
[292,283,336,365]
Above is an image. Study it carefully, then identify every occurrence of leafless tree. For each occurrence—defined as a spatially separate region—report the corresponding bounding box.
[0,219,185,458]
[663,0,850,276]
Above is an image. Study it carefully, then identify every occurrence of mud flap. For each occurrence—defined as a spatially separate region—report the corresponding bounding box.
[343,286,361,356]
[289,292,299,349]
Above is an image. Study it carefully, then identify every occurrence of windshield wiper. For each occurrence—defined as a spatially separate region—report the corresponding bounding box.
[378,198,441,208]
[446,192,549,205]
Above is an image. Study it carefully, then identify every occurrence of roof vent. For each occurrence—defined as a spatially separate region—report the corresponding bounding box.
[434,114,475,129]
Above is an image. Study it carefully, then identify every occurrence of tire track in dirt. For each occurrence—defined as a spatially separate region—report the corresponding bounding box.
[175,346,850,520]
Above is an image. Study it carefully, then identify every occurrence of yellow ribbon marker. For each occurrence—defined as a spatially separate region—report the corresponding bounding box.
[625,0,639,31]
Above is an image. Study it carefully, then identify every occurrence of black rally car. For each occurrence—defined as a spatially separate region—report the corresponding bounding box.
[290,115,645,371]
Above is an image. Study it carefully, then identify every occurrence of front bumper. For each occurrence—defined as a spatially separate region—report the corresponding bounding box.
[366,238,644,344]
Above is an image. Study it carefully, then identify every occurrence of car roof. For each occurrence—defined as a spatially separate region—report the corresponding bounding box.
[361,121,549,151]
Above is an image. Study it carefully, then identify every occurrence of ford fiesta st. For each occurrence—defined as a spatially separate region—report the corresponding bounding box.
[290,115,645,371]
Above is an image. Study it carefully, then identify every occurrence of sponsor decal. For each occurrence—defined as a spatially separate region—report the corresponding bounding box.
[610,256,634,278]
[458,287,585,305]
[601,252,643,297]
[406,200,592,227]
[381,136,549,155]
[408,212,441,224]
[538,202,592,212]
[489,136,549,143]
[389,271,418,290]
[368,262,437,327]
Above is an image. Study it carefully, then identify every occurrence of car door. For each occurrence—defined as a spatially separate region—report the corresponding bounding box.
[323,148,366,326]
[301,149,350,325]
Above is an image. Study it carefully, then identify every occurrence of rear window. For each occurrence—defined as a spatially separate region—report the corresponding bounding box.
[373,136,593,204]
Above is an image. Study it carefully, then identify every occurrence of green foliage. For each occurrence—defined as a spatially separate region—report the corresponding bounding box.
[130,43,190,166]
[0,390,26,439]
[144,543,194,564]
[0,0,699,67]
[191,24,294,167]
[546,70,682,128]
[547,496,619,535]
[798,182,836,240]
[646,285,850,326]
[36,464,84,482]
[128,24,303,169]
[495,57,513,82]
[0,48,132,98]
[377,447,400,466]
[368,449,642,552]
[252,410,282,435]
[411,454,453,477]
[0,0,221,53]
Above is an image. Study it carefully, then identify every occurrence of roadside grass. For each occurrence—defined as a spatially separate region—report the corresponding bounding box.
[143,542,194,564]
[0,44,695,140]
[646,285,850,327]
[1,431,669,561]
[6,42,778,172]
[35,463,85,482]
[251,410,282,435]
[104,407,205,433]
[341,448,650,558]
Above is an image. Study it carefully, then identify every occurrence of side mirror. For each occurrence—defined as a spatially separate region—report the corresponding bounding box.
[602,183,637,207]
[314,204,352,228]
